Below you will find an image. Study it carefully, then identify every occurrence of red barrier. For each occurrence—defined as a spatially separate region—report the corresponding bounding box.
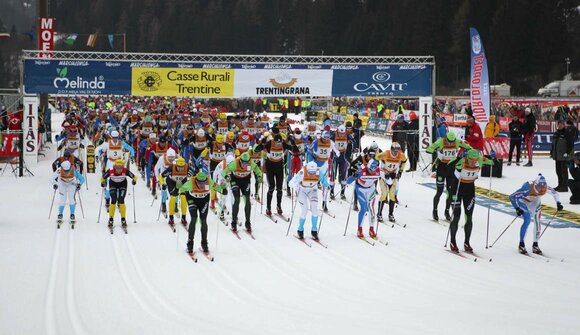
[482,137,509,159]
[0,133,20,157]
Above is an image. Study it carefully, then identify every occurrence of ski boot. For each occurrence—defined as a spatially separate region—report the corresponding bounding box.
[353,202,359,212]
[201,242,209,253]
[388,214,395,222]
[245,221,252,234]
[219,210,225,221]
[322,201,328,212]
[181,215,187,227]
[108,217,114,228]
[70,214,76,228]
[432,210,439,221]
[444,210,452,221]
[329,191,335,200]
[377,214,384,222]
[231,220,238,232]
[464,243,473,253]
[121,218,127,228]
[266,208,272,216]
[449,241,459,252]
[340,192,346,201]
[357,226,364,238]
[146,179,150,189]
[286,188,292,197]
[369,226,377,239]
[187,239,194,253]
[168,215,175,227]
[297,230,304,239]
[532,242,542,255]
[311,230,319,241]
[277,206,283,215]
[57,214,63,226]
[518,242,528,255]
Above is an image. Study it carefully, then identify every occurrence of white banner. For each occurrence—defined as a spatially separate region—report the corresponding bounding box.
[23,96,39,167]
[418,97,433,168]
[234,69,333,98]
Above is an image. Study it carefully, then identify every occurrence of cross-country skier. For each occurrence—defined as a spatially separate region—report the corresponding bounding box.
[509,174,563,255]
[160,156,195,227]
[155,148,177,218]
[288,161,330,240]
[425,131,472,221]
[348,142,380,211]
[347,159,384,238]
[101,159,136,230]
[448,149,494,252]
[51,160,85,226]
[179,170,213,253]
[308,130,340,212]
[375,142,407,222]
[220,151,263,232]
[330,125,355,200]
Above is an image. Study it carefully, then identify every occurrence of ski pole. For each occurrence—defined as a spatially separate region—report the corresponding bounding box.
[132,184,137,223]
[97,187,104,223]
[490,216,519,248]
[318,187,329,233]
[76,190,85,219]
[538,211,560,240]
[445,178,462,247]
[48,189,56,220]
[485,171,493,248]
[286,188,299,236]
[343,190,356,236]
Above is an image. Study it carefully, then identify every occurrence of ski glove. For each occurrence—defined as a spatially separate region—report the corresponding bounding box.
[132,177,137,186]
[515,208,524,216]
[53,184,58,190]
[396,172,402,180]
[162,184,167,190]
[76,184,81,191]
[557,202,563,211]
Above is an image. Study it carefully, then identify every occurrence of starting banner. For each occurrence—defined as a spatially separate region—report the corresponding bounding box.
[482,137,510,159]
[24,59,433,98]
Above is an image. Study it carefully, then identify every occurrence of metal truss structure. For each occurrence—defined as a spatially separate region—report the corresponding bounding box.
[22,50,434,65]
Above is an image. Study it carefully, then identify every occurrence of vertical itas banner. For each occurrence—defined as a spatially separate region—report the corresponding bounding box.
[418,97,433,166]
[39,18,55,58]
[23,96,39,167]
[469,27,490,131]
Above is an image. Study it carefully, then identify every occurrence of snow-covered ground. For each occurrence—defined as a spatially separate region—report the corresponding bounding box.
[1,112,579,335]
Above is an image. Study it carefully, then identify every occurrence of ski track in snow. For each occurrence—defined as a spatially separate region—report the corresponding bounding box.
[4,111,580,335]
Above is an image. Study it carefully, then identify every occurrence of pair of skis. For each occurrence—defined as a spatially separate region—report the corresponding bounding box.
[357,235,388,246]
[446,249,492,262]
[108,224,128,234]
[187,248,214,263]
[293,235,328,248]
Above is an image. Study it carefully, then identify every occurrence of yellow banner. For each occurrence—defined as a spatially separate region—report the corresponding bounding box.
[131,68,234,97]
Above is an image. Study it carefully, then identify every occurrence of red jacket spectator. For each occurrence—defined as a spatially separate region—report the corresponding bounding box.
[465,117,484,151]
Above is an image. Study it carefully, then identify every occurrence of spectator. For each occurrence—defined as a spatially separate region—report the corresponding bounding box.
[391,114,408,153]
[484,115,500,138]
[565,119,578,144]
[508,115,523,166]
[406,111,419,171]
[465,116,483,151]
[522,107,536,167]
[568,152,580,204]
[551,120,574,192]
[351,113,364,150]
[434,115,447,140]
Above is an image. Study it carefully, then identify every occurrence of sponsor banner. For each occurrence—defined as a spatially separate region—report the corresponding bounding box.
[23,59,131,95]
[332,65,433,97]
[39,18,55,58]
[418,97,433,166]
[86,144,96,173]
[469,27,491,130]
[421,183,580,228]
[22,96,38,167]
[0,133,20,157]
[482,137,509,159]
[132,68,234,97]
[365,117,390,133]
[499,132,580,151]
[234,69,332,98]
[498,116,509,131]
[453,113,468,126]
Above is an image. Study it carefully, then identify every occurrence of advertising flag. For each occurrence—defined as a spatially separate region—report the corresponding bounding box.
[469,27,490,130]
